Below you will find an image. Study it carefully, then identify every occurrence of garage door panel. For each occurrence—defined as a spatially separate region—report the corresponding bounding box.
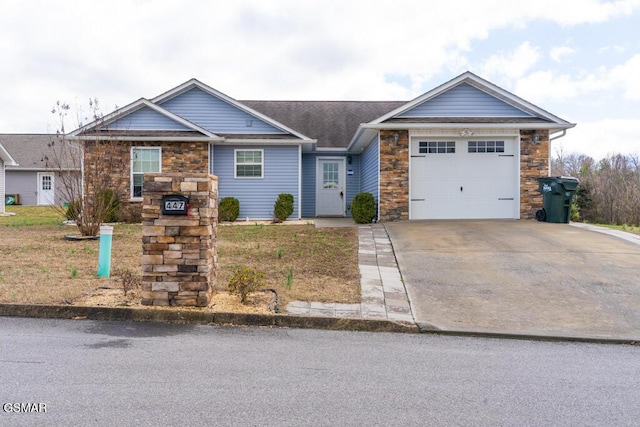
[410,137,518,220]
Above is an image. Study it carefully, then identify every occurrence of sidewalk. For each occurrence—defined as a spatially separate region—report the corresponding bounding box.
[286,224,414,324]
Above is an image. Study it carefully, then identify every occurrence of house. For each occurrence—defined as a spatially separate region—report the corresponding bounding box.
[70,71,575,221]
[0,134,80,206]
[0,142,18,214]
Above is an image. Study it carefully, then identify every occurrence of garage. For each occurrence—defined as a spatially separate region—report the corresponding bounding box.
[409,135,519,220]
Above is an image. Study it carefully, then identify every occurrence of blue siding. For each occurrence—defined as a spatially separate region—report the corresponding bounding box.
[160,88,287,134]
[360,136,379,201]
[301,154,316,217]
[345,155,360,218]
[398,83,532,118]
[301,153,360,218]
[213,145,299,219]
[105,106,191,130]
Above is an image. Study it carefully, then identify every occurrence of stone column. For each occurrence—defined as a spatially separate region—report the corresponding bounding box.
[520,129,550,219]
[141,173,218,307]
[379,130,409,221]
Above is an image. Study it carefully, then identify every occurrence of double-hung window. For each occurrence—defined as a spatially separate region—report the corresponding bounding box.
[235,149,263,178]
[131,147,161,198]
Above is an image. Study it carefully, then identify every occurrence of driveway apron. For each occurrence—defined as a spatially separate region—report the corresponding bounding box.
[385,220,640,340]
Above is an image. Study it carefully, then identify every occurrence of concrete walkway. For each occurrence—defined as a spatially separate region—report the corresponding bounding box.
[286,223,414,323]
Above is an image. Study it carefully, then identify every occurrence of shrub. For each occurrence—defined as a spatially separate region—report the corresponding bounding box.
[219,197,240,222]
[98,189,120,223]
[227,266,265,304]
[351,192,376,224]
[274,193,294,222]
[65,199,81,221]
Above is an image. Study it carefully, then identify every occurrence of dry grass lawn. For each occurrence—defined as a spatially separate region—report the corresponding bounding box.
[0,207,360,312]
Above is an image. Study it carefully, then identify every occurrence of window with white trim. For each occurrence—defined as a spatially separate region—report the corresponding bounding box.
[468,141,505,153]
[235,149,263,178]
[419,141,455,154]
[131,147,161,198]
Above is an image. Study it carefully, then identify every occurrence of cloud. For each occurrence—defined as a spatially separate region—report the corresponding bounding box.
[480,42,543,79]
[1,0,640,132]
[514,53,640,103]
[555,118,640,160]
[550,46,576,62]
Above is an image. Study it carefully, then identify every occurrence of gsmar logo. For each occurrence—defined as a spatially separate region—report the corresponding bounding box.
[3,403,47,413]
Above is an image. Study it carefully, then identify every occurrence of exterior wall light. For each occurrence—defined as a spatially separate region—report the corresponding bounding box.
[532,132,540,145]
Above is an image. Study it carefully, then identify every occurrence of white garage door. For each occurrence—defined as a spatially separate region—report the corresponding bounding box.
[409,138,519,219]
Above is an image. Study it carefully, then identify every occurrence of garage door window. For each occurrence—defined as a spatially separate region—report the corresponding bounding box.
[468,141,504,153]
[419,141,455,154]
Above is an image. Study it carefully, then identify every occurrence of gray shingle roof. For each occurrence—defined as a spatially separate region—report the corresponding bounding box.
[241,101,406,148]
[0,134,79,170]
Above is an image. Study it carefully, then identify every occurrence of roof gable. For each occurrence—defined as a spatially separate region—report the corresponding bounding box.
[153,79,312,140]
[71,98,217,139]
[372,71,573,126]
[397,82,533,118]
[105,105,192,131]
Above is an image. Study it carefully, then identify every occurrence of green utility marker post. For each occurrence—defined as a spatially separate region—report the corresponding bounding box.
[97,225,114,277]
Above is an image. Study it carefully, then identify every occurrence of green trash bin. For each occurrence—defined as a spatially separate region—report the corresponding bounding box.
[536,176,580,223]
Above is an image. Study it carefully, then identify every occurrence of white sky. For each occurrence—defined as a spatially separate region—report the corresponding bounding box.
[1,0,639,160]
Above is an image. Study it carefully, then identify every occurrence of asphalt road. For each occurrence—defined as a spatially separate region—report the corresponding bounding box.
[1,317,639,426]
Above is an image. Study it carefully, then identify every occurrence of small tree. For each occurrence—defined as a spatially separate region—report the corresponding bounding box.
[46,99,127,236]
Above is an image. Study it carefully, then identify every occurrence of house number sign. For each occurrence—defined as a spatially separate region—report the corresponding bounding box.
[162,195,189,215]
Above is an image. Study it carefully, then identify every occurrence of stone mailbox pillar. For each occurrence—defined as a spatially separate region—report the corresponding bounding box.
[141,173,218,307]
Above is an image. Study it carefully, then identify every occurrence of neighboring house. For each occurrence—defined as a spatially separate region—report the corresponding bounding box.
[70,71,575,221]
[1,134,80,206]
[0,142,18,214]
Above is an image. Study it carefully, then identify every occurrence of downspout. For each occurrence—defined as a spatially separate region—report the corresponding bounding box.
[549,130,567,177]
[550,130,566,142]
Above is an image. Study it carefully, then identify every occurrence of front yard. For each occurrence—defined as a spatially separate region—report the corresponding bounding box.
[0,207,360,311]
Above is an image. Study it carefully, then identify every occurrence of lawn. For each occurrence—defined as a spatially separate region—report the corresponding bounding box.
[0,206,360,309]
[597,223,640,236]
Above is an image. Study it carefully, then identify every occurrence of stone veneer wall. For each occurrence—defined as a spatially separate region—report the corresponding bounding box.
[519,129,549,219]
[378,130,409,221]
[141,173,218,307]
[83,140,210,218]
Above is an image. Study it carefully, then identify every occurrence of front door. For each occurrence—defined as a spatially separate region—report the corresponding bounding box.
[316,158,345,216]
[37,173,55,205]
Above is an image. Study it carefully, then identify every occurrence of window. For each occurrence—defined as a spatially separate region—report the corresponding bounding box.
[322,162,339,189]
[419,141,455,154]
[131,147,161,198]
[41,175,52,191]
[235,149,263,178]
[468,141,505,153]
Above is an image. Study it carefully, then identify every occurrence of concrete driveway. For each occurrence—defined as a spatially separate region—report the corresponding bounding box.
[385,220,640,341]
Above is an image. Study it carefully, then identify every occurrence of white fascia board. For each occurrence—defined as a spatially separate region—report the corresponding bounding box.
[221,138,316,145]
[315,146,348,152]
[346,126,378,152]
[69,98,219,138]
[0,143,18,166]
[370,71,574,126]
[69,135,221,142]
[6,166,79,171]
[152,79,314,141]
[360,122,576,131]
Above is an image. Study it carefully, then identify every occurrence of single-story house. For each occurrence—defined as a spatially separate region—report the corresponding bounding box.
[1,134,80,206]
[0,142,18,214]
[70,71,575,221]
